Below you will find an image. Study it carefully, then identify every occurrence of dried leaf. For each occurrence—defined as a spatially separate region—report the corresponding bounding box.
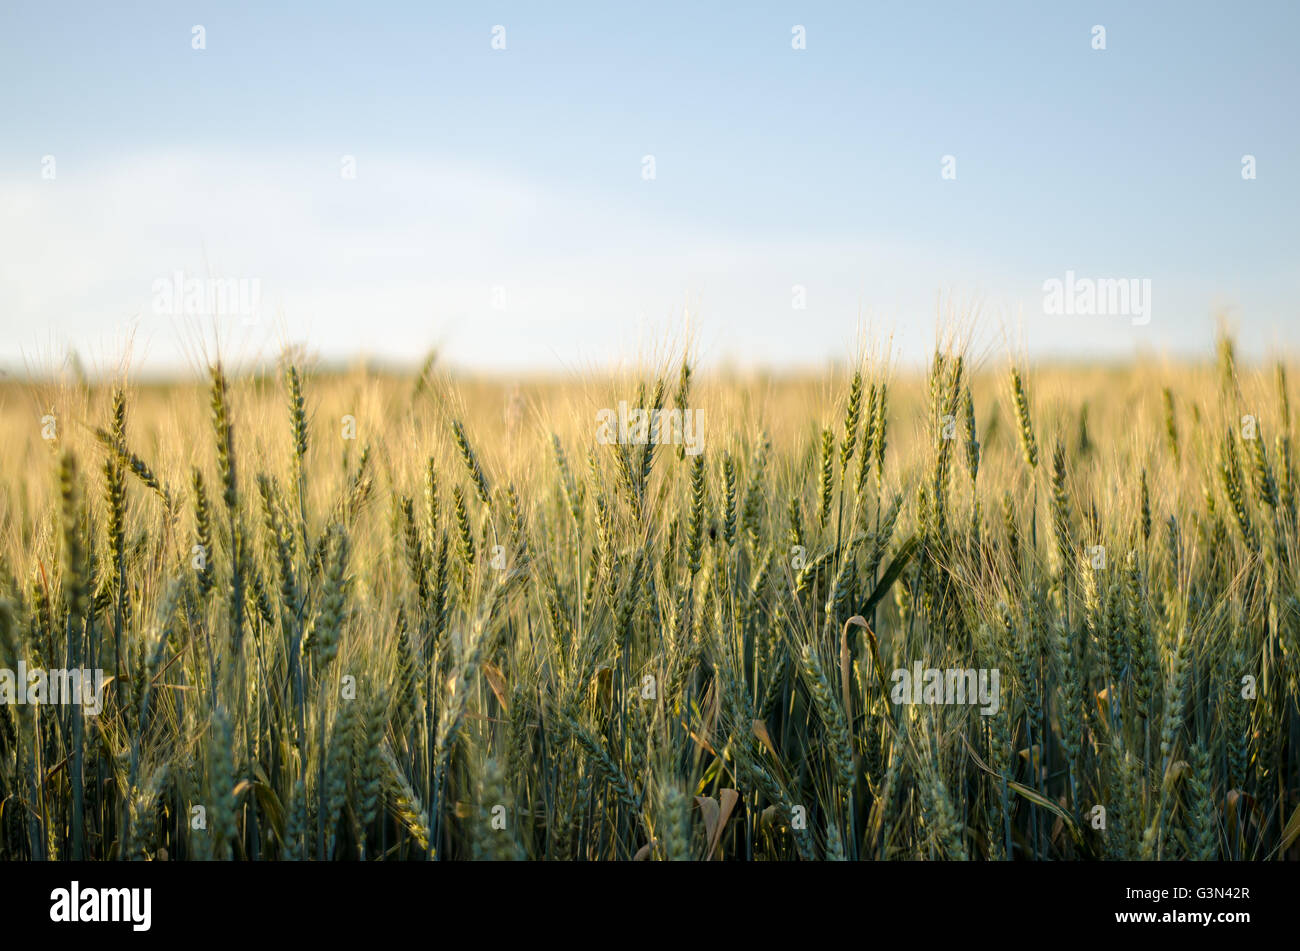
[483,661,509,712]
[752,719,779,761]
[694,796,720,848]
[714,789,740,858]
[694,789,741,860]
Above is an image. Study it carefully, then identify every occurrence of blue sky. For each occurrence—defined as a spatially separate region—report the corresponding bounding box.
[1,1,1297,373]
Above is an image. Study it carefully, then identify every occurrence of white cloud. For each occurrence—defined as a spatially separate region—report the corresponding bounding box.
[2,150,1276,375]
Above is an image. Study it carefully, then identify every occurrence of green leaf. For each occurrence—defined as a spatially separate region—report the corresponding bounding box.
[857,533,919,617]
[1006,780,1084,848]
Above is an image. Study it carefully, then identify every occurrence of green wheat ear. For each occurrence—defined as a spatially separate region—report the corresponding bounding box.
[1162,387,1180,463]
[451,418,491,505]
[841,370,863,472]
[817,427,834,527]
[1009,366,1038,471]
[59,450,88,620]
[209,364,237,510]
[721,452,737,547]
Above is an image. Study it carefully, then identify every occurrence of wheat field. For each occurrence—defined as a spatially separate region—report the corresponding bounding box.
[0,332,1296,861]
